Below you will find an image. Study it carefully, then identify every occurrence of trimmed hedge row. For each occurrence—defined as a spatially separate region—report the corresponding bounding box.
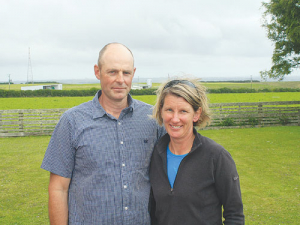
[208,87,300,93]
[0,87,299,97]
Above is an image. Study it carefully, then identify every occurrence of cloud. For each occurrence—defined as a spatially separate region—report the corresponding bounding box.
[1,0,297,82]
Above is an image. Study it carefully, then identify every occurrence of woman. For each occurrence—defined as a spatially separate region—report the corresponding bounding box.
[150,79,244,225]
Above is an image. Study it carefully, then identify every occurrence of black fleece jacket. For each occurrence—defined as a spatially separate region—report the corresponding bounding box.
[150,129,244,225]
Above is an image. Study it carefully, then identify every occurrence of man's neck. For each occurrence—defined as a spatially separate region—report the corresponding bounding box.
[99,94,128,119]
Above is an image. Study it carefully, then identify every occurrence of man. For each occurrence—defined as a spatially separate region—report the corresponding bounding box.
[41,43,164,225]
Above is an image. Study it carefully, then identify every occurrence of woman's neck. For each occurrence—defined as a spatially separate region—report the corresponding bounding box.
[169,132,195,155]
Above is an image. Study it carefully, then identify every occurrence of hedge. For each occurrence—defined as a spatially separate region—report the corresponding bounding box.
[0,87,299,98]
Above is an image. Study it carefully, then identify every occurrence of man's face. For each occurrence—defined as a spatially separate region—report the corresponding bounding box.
[95,44,136,103]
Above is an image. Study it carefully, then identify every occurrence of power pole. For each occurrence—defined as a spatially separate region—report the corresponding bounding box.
[8,74,11,90]
[27,47,33,84]
[251,75,253,92]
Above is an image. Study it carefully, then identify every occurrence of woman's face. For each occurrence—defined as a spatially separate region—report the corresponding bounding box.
[161,94,201,141]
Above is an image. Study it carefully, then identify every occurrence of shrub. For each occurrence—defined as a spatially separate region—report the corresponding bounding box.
[247,117,259,126]
[220,118,235,126]
[279,115,290,125]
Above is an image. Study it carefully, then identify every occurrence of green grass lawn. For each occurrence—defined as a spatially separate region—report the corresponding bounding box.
[0,127,299,224]
[1,92,300,110]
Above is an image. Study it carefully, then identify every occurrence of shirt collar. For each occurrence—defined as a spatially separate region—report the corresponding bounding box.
[92,90,134,119]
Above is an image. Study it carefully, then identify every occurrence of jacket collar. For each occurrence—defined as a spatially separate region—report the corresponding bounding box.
[156,128,202,155]
[156,128,203,174]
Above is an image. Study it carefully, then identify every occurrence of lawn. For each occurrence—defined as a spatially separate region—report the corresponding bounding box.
[1,92,300,110]
[0,126,299,224]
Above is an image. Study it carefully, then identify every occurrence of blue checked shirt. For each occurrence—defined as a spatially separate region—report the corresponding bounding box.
[41,91,164,225]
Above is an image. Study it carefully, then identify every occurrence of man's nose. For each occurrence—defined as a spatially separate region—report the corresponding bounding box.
[115,72,124,83]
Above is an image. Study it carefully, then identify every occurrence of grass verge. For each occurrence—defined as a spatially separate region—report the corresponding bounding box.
[1,92,300,110]
[0,127,299,224]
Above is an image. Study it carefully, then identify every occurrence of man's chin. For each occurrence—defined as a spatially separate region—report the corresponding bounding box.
[112,93,128,101]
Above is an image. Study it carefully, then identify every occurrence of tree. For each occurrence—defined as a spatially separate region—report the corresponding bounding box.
[261,0,300,80]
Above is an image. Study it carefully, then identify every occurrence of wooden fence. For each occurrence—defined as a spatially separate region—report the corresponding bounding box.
[0,101,300,137]
[0,108,68,137]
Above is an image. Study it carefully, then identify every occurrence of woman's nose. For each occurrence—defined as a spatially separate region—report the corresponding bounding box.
[171,112,180,123]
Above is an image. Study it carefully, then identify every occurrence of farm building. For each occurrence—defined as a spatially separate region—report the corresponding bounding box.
[21,84,63,91]
[131,79,152,90]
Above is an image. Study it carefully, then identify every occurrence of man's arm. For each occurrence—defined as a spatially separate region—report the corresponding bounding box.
[48,172,71,225]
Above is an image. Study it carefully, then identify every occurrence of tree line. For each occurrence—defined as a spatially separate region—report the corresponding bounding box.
[0,87,299,98]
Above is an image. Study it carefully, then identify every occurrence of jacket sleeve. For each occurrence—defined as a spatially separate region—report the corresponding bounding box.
[214,149,245,225]
[149,188,158,225]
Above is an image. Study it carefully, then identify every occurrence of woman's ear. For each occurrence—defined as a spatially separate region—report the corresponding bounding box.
[193,107,202,122]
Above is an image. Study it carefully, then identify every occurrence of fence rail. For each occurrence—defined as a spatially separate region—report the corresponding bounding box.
[0,109,68,137]
[1,101,300,137]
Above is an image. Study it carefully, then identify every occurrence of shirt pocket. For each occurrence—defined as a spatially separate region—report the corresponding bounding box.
[126,136,156,170]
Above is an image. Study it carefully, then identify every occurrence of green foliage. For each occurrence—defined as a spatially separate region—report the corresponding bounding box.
[1,87,300,98]
[261,0,300,80]
[279,115,291,125]
[247,117,259,126]
[129,88,157,95]
[220,118,235,126]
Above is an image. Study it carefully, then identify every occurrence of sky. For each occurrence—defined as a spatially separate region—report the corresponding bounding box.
[1,0,299,83]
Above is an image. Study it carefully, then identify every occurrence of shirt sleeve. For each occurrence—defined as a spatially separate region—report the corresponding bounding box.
[156,125,166,144]
[214,149,245,225]
[41,112,76,178]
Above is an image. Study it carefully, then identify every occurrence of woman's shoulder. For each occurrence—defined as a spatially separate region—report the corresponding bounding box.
[196,132,227,155]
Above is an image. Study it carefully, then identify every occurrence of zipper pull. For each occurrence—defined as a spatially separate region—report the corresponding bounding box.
[170,188,173,194]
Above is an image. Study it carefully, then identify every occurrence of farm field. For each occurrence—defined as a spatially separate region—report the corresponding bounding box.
[0,92,299,110]
[0,126,299,224]
[1,81,300,91]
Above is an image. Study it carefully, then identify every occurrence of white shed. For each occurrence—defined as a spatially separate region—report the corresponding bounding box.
[21,84,62,91]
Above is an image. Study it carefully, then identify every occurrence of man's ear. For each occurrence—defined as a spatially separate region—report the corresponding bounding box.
[94,64,101,80]
[133,67,136,77]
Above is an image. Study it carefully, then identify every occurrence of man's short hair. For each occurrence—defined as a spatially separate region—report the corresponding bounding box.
[97,43,134,70]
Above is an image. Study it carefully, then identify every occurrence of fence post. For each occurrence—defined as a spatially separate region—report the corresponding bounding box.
[298,109,300,126]
[258,103,263,126]
[40,111,43,134]
[19,112,24,133]
[0,112,2,132]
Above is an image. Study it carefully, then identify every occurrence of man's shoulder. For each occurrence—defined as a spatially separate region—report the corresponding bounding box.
[132,98,153,110]
[63,100,93,117]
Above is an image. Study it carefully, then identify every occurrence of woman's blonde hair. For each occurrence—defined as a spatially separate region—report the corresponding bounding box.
[152,78,211,129]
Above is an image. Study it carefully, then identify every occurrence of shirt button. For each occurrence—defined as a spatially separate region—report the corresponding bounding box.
[122,163,125,167]
[124,185,127,189]
[124,207,128,210]
[120,141,123,144]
